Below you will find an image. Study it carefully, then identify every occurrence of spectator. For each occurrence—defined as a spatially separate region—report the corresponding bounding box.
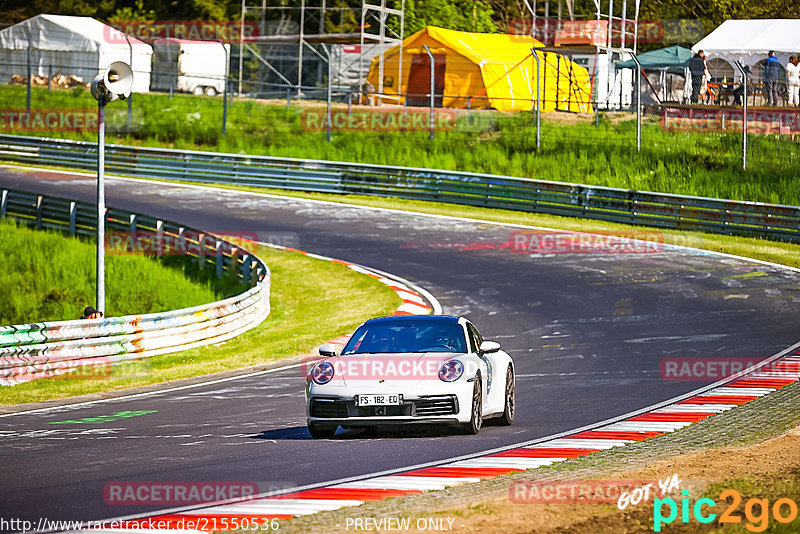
[689,50,707,104]
[787,56,800,107]
[81,306,103,320]
[764,51,782,106]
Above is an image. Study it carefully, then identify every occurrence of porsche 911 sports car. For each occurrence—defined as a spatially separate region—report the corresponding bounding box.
[305,315,515,438]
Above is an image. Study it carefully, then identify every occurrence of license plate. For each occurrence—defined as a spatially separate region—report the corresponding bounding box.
[357,394,402,406]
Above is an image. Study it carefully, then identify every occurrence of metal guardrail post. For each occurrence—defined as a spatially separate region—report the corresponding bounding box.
[197,232,206,270]
[178,227,186,255]
[242,254,251,284]
[156,219,164,257]
[423,45,435,141]
[530,48,542,153]
[69,201,76,235]
[215,239,223,279]
[35,195,43,230]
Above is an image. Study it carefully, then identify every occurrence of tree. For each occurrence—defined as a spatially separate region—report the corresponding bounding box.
[397,0,496,36]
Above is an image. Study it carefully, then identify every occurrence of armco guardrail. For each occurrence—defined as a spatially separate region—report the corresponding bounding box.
[0,133,798,242]
[0,188,270,385]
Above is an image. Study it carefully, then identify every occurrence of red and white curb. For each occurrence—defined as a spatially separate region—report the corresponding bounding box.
[85,347,800,533]
[259,243,436,322]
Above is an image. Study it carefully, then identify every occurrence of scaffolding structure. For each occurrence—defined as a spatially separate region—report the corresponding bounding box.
[523,0,639,109]
[238,0,404,98]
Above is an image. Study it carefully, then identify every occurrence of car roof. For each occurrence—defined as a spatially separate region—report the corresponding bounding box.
[362,315,463,326]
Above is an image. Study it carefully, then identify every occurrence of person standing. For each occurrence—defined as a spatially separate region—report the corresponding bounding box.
[764,51,782,106]
[787,56,800,107]
[689,50,707,104]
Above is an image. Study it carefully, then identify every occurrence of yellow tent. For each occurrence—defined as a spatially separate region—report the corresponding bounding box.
[367,26,593,113]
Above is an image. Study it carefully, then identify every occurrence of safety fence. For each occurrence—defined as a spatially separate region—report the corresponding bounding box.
[0,133,798,244]
[0,187,271,385]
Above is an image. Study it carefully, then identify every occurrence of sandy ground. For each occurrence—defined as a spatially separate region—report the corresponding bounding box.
[403,426,800,534]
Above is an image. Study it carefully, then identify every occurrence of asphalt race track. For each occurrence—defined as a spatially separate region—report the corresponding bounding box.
[2,166,800,526]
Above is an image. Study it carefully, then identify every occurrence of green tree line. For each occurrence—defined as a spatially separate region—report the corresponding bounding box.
[1,0,799,40]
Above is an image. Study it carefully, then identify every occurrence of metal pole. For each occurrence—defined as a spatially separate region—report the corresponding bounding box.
[97,100,106,314]
[25,28,31,114]
[735,61,749,171]
[631,53,642,152]
[239,0,244,96]
[531,48,541,152]
[323,44,332,142]
[423,45,434,141]
[125,35,133,131]
[222,42,229,137]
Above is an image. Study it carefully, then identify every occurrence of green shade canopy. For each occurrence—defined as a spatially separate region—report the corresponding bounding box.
[616,45,693,73]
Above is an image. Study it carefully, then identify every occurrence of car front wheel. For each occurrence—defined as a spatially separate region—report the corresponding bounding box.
[308,422,337,438]
[498,366,515,426]
[464,377,482,435]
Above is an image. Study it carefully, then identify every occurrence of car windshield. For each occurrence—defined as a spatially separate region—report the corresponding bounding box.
[341,321,467,355]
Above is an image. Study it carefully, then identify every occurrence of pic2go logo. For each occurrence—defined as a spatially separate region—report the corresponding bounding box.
[654,489,799,532]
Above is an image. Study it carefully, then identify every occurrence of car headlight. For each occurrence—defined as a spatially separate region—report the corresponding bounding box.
[438,360,464,382]
[312,362,335,384]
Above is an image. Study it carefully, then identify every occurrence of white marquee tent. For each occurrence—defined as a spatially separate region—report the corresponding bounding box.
[692,19,800,80]
[0,14,152,93]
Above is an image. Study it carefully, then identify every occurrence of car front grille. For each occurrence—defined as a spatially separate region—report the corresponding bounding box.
[309,398,348,418]
[414,395,458,416]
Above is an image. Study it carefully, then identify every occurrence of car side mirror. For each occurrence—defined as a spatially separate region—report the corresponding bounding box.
[479,340,500,354]
[319,343,338,357]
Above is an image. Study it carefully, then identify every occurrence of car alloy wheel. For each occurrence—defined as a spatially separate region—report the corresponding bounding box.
[464,376,482,435]
[499,366,515,426]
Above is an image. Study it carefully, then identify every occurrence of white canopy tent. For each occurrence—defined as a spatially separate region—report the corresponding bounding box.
[0,14,152,93]
[692,20,800,81]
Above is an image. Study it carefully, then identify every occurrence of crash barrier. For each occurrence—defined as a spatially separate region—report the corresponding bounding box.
[0,133,798,243]
[0,187,270,385]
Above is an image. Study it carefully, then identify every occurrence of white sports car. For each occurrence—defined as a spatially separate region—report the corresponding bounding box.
[305,315,515,438]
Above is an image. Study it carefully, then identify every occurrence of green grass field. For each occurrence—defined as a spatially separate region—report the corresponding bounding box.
[1,84,798,206]
[0,218,241,324]
[0,241,401,406]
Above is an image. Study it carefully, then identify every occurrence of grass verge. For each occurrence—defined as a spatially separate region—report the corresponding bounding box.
[0,244,401,406]
[0,218,236,324]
